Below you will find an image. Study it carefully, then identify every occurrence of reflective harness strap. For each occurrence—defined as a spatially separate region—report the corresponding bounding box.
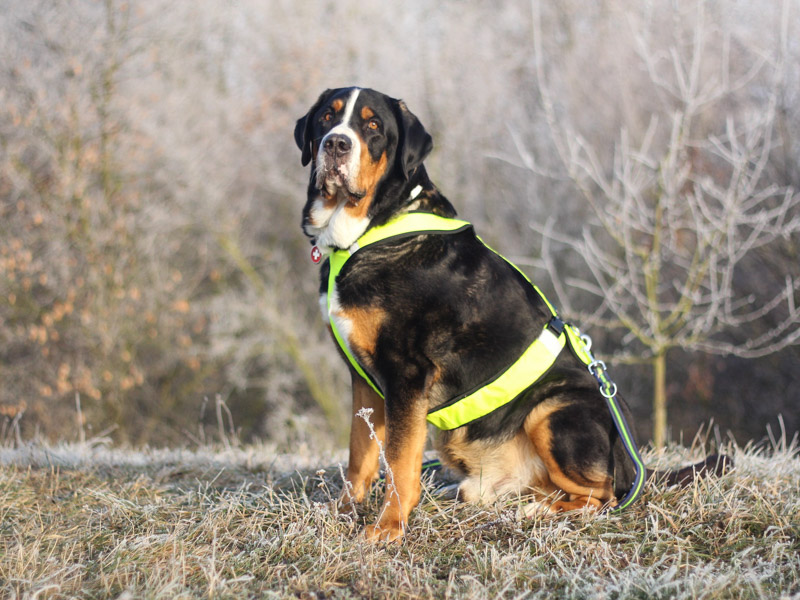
[328,250,384,397]
[426,318,565,430]
[326,211,645,510]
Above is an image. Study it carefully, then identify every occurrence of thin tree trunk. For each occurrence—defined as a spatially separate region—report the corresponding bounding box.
[652,351,667,447]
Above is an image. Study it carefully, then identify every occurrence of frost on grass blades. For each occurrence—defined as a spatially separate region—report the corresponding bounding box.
[1,426,798,599]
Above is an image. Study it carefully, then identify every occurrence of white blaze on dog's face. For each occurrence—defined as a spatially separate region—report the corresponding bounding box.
[314,88,362,202]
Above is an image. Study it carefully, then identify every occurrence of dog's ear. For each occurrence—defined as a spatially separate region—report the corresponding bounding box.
[395,100,433,179]
[294,89,334,167]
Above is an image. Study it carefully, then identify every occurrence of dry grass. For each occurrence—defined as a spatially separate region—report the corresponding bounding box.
[1,434,798,599]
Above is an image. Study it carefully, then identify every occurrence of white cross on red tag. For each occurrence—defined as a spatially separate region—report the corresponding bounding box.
[310,245,322,264]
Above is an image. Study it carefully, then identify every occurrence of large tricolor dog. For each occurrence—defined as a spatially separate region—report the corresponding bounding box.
[294,87,729,542]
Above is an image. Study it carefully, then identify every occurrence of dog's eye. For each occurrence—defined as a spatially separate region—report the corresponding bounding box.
[367,118,381,131]
[321,110,333,122]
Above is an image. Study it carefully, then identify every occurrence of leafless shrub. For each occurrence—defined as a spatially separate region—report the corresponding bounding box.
[526,0,800,445]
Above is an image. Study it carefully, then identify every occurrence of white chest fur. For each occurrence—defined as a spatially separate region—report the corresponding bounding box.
[308,198,370,252]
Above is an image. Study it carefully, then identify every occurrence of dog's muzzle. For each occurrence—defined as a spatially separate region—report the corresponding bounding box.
[316,132,362,201]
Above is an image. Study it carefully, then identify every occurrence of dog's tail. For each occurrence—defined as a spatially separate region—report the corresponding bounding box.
[646,453,733,487]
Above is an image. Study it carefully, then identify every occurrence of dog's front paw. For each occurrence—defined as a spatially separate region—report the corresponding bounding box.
[364,520,405,543]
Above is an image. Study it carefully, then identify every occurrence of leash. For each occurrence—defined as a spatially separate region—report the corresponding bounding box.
[566,325,647,512]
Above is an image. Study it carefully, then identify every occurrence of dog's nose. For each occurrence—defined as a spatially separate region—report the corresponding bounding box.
[323,133,352,157]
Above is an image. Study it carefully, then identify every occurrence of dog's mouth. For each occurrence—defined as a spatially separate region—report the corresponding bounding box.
[315,165,365,206]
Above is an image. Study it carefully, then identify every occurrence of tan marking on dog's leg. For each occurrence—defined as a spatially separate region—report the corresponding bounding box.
[525,410,615,513]
[549,495,607,512]
[341,373,385,507]
[364,404,428,543]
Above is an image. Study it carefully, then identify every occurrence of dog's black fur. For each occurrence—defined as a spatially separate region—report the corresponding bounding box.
[295,87,730,542]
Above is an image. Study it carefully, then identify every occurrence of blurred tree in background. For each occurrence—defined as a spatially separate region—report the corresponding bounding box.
[0,0,343,446]
[0,0,797,448]
[527,1,800,446]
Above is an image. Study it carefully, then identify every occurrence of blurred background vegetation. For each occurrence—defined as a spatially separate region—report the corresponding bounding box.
[1,0,798,450]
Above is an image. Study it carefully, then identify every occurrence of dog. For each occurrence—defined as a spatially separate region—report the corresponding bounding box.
[294,87,730,542]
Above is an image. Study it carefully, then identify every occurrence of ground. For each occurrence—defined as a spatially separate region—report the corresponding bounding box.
[0,435,798,599]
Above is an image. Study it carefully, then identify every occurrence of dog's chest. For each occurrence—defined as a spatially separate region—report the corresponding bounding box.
[307,197,371,253]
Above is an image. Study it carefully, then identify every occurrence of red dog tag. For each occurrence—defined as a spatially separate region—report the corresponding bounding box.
[310,245,322,264]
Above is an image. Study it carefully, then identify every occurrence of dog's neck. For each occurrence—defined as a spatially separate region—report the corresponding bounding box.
[308,167,455,253]
[367,167,457,230]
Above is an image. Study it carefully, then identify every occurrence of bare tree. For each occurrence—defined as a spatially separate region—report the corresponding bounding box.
[529,0,800,446]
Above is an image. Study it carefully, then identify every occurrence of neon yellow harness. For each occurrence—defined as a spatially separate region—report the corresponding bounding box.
[325,211,645,510]
[327,212,587,430]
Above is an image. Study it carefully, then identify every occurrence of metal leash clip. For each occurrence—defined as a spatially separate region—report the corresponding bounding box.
[575,328,620,401]
[587,357,618,399]
[590,361,618,399]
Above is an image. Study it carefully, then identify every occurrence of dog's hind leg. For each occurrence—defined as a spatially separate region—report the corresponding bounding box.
[524,404,617,512]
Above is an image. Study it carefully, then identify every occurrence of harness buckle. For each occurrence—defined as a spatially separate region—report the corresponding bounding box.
[546,316,565,336]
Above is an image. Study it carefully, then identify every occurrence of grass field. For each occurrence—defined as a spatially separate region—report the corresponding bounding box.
[1,432,798,599]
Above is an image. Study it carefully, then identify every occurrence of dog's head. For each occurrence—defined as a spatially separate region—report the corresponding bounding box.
[294,87,433,250]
